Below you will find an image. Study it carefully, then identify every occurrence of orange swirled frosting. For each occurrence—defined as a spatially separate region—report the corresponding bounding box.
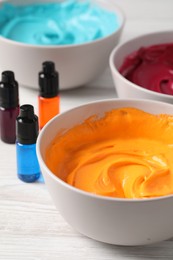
[46,108,173,199]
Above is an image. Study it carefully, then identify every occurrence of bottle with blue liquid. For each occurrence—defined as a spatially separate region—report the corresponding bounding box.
[16,104,40,183]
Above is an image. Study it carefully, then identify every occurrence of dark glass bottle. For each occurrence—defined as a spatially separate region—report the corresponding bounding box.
[16,104,41,183]
[0,71,19,143]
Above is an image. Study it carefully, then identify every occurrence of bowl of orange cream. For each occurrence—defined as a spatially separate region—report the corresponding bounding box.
[37,99,173,246]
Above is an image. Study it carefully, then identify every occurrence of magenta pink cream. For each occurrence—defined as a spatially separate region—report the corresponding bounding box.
[0,71,19,144]
[119,43,173,95]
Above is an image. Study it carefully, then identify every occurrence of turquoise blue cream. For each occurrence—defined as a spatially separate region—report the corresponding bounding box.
[0,0,120,45]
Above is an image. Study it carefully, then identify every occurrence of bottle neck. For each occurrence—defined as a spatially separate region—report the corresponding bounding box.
[0,71,19,109]
[38,61,59,98]
[0,84,19,109]
[16,105,39,145]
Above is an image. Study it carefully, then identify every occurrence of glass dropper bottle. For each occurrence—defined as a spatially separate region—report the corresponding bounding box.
[0,71,19,143]
[16,104,41,183]
[38,61,60,130]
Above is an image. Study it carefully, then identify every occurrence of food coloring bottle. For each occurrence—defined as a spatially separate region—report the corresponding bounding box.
[16,104,41,183]
[38,61,60,130]
[0,71,19,144]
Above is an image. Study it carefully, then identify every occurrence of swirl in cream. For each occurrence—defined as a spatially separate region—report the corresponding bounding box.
[46,108,173,199]
[0,1,119,45]
[119,43,173,95]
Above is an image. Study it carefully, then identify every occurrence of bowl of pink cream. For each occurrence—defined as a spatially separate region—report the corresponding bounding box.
[109,31,173,103]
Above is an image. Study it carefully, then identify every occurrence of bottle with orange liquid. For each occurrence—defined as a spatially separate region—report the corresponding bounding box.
[38,61,60,130]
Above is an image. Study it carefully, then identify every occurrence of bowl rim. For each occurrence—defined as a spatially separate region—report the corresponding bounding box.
[36,98,173,203]
[0,0,126,49]
[109,30,173,100]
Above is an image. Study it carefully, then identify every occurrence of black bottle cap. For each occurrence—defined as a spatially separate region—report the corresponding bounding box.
[0,71,19,109]
[39,61,59,98]
[16,104,39,144]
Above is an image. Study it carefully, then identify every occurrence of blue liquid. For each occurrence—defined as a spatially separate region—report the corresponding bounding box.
[16,142,41,183]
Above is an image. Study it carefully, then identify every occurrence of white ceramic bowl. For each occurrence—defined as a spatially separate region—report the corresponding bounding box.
[109,31,173,103]
[0,0,125,90]
[37,98,173,246]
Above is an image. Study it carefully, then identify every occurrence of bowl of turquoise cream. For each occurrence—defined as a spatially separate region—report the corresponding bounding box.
[0,0,125,90]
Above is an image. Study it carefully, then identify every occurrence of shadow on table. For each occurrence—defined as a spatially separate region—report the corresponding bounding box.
[94,237,173,259]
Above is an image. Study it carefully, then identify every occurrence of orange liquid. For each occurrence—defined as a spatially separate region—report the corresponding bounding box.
[38,96,60,129]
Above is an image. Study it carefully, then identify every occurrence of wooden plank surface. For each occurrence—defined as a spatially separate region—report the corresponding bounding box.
[1,0,173,259]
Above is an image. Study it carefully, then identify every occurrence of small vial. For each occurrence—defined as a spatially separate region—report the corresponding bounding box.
[0,71,19,143]
[38,61,60,130]
[16,104,41,183]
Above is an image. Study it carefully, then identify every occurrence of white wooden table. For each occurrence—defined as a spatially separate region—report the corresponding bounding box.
[1,1,173,259]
